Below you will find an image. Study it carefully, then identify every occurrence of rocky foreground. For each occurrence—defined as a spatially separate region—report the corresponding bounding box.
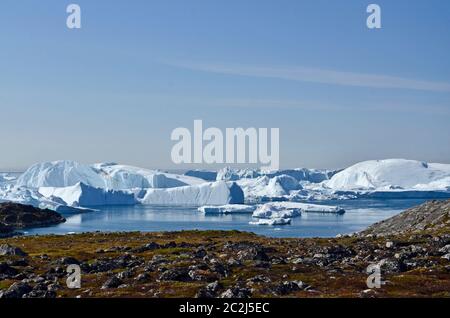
[0,200,449,298]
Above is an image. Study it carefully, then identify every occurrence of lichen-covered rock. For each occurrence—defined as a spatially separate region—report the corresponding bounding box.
[361,200,450,236]
[0,244,28,256]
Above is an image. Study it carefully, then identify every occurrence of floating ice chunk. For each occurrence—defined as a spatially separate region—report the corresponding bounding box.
[252,204,301,219]
[249,218,291,226]
[251,202,344,220]
[198,204,256,214]
[139,181,244,206]
[264,202,345,214]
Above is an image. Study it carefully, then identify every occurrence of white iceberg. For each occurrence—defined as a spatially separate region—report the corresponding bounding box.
[198,204,256,214]
[0,186,94,213]
[249,218,291,226]
[93,163,205,190]
[16,160,206,190]
[237,175,301,201]
[325,159,450,191]
[39,182,136,207]
[265,202,345,214]
[139,181,244,206]
[17,161,105,188]
[266,168,337,183]
[252,206,301,219]
[252,202,344,220]
[217,167,337,183]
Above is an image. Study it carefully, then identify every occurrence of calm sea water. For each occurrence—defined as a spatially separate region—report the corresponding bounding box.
[23,199,428,238]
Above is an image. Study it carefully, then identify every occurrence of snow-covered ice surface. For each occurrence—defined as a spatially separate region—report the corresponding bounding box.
[198,204,256,214]
[325,159,450,191]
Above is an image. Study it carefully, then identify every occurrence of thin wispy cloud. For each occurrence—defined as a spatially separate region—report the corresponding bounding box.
[165,61,450,93]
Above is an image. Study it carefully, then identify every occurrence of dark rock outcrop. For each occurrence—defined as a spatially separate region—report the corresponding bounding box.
[0,222,15,237]
[0,202,65,231]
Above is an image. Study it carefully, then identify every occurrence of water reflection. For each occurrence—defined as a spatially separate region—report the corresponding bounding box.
[24,199,427,238]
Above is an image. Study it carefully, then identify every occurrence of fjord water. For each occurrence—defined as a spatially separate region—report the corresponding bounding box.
[24,199,428,238]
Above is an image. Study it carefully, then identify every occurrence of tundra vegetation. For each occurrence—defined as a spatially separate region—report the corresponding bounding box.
[0,200,449,298]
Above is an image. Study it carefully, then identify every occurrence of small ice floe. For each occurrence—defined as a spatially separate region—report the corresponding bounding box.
[249,218,292,226]
[198,204,256,214]
[261,202,345,214]
[252,204,301,219]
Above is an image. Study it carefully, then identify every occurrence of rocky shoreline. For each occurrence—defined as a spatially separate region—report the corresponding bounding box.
[0,203,66,237]
[0,200,449,298]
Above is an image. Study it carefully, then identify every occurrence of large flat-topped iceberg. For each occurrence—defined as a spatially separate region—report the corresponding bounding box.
[325,159,450,191]
[92,163,205,190]
[39,183,136,207]
[16,160,206,190]
[139,181,244,206]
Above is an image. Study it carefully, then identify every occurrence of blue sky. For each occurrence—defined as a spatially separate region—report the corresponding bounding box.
[0,0,449,171]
